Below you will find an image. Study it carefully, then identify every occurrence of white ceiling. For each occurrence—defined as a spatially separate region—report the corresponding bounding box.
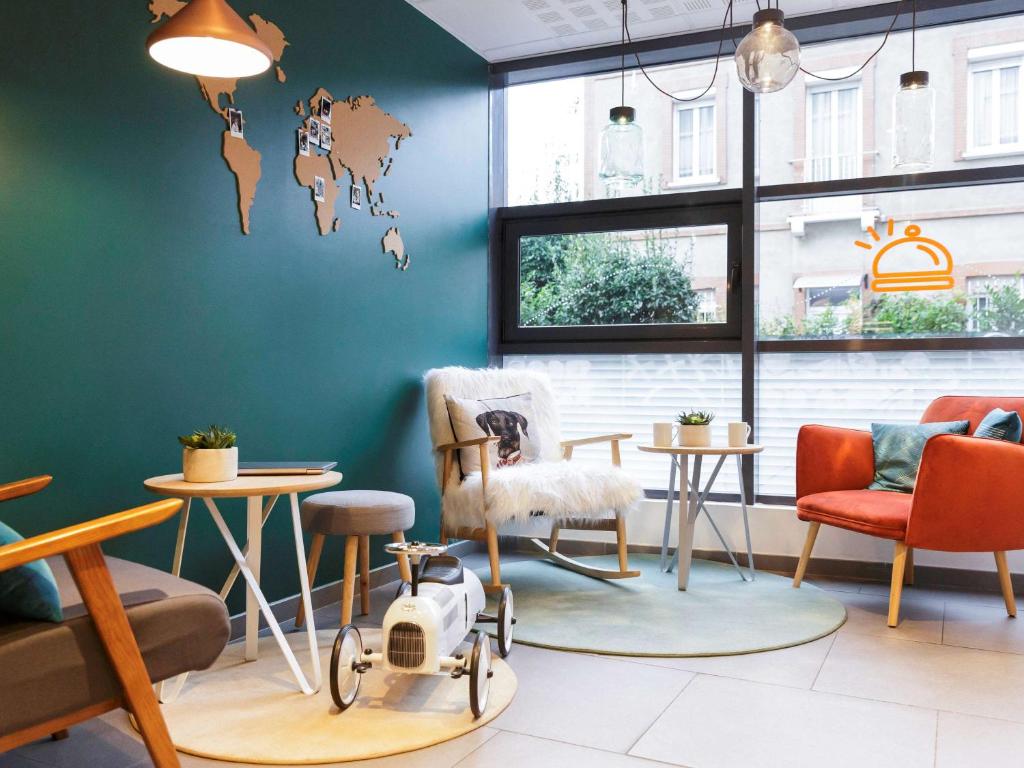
[404,0,894,62]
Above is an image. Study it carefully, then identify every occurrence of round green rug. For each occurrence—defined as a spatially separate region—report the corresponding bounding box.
[478,554,846,657]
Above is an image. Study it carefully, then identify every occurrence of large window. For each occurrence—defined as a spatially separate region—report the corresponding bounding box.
[494,7,1024,502]
[968,47,1022,156]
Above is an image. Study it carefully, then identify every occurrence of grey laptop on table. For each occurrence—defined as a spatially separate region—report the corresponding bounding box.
[237,461,338,476]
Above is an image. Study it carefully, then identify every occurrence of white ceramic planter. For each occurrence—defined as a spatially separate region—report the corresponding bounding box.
[182,447,238,483]
[678,424,712,447]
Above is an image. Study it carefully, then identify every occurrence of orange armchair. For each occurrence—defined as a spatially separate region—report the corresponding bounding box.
[792,396,1024,627]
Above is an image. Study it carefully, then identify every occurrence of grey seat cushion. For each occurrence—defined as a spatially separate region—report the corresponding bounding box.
[0,555,229,735]
[300,490,415,536]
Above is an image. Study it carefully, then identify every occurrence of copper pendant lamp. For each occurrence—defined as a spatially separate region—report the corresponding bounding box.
[146,0,272,79]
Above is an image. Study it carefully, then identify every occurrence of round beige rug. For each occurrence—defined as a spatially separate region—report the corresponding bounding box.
[153,629,516,765]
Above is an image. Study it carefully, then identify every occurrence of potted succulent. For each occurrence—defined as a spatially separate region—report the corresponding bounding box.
[179,425,238,483]
[677,410,715,447]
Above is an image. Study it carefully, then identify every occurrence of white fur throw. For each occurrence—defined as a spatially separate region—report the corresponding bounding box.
[424,367,642,530]
[440,460,641,530]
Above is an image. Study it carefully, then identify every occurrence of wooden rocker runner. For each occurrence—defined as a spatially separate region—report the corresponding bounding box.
[425,367,643,588]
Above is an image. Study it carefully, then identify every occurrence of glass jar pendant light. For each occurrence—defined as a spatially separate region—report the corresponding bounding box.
[735,7,800,94]
[892,1,934,171]
[599,0,644,190]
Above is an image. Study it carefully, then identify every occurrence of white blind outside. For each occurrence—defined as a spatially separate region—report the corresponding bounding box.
[506,349,1024,499]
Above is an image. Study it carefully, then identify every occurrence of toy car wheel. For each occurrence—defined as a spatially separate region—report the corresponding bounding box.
[497,586,514,658]
[468,630,492,719]
[330,624,363,712]
[395,580,411,600]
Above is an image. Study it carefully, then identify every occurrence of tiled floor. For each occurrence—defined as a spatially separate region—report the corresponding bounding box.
[6,556,1024,768]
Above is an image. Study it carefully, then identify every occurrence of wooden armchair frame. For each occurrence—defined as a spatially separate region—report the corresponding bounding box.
[0,475,183,768]
[436,432,640,589]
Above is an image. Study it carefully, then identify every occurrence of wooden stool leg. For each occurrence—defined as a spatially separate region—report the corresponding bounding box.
[295,533,324,628]
[341,535,359,626]
[392,531,412,582]
[359,535,370,616]
[65,544,180,768]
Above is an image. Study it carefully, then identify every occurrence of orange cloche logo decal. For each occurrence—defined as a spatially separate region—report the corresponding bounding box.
[857,218,955,293]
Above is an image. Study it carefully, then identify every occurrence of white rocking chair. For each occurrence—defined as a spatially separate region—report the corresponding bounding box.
[425,366,642,590]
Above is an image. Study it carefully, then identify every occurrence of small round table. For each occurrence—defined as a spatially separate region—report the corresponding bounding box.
[144,471,342,697]
[637,445,763,591]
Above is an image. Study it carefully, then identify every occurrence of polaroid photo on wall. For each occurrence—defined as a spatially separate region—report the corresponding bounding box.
[320,96,332,124]
[297,129,310,157]
[313,176,326,203]
[320,125,332,151]
[228,108,243,138]
[309,117,321,146]
[350,184,362,210]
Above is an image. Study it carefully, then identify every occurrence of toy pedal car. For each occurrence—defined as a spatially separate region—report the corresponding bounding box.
[329,541,514,718]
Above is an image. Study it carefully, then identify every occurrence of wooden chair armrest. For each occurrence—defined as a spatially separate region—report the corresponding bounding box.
[0,498,183,572]
[560,433,632,448]
[436,436,499,453]
[0,475,53,502]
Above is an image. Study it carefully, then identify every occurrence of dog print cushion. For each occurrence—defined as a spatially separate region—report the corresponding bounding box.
[445,392,542,476]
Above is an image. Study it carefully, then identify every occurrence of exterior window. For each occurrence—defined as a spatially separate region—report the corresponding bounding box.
[806,284,860,321]
[672,99,716,184]
[968,275,1024,331]
[696,288,718,322]
[968,55,1022,154]
[806,84,861,181]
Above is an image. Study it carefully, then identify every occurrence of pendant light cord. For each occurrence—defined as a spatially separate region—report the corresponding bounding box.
[798,0,905,81]
[621,0,734,103]
[620,0,626,106]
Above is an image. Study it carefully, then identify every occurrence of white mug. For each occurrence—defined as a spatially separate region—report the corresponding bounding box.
[728,421,752,447]
[653,422,675,447]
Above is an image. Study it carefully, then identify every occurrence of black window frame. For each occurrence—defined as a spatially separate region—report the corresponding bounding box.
[499,193,743,350]
[489,0,1024,505]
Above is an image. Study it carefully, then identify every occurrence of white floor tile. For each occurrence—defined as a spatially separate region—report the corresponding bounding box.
[836,591,944,644]
[935,711,1024,768]
[493,645,694,753]
[630,674,936,768]
[815,632,1024,722]
[455,731,674,768]
[941,601,1024,654]
[619,635,835,689]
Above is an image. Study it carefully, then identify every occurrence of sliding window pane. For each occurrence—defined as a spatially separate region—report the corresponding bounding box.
[756,14,1024,186]
[757,350,1024,497]
[506,57,741,205]
[519,225,727,328]
[757,184,1024,340]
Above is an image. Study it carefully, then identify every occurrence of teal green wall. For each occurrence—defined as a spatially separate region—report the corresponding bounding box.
[0,1,489,611]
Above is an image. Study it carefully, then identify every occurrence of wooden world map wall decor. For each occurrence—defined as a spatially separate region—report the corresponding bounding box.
[147,1,414,271]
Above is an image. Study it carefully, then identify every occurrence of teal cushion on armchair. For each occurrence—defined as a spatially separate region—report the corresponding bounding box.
[0,521,63,622]
[868,420,970,494]
[974,408,1023,443]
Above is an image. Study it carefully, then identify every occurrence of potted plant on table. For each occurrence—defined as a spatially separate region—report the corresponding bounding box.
[179,425,238,483]
[677,410,715,448]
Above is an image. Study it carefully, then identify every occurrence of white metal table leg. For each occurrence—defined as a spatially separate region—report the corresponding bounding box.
[737,454,756,580]
[289,492,322,691]
[203,497,320,695]
[219,495,278,601]
[660,457,677,572]
[677,454,701,590]
[245,496,262,661]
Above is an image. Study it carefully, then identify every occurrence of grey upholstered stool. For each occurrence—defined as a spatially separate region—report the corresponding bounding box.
[295,490,415,628]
